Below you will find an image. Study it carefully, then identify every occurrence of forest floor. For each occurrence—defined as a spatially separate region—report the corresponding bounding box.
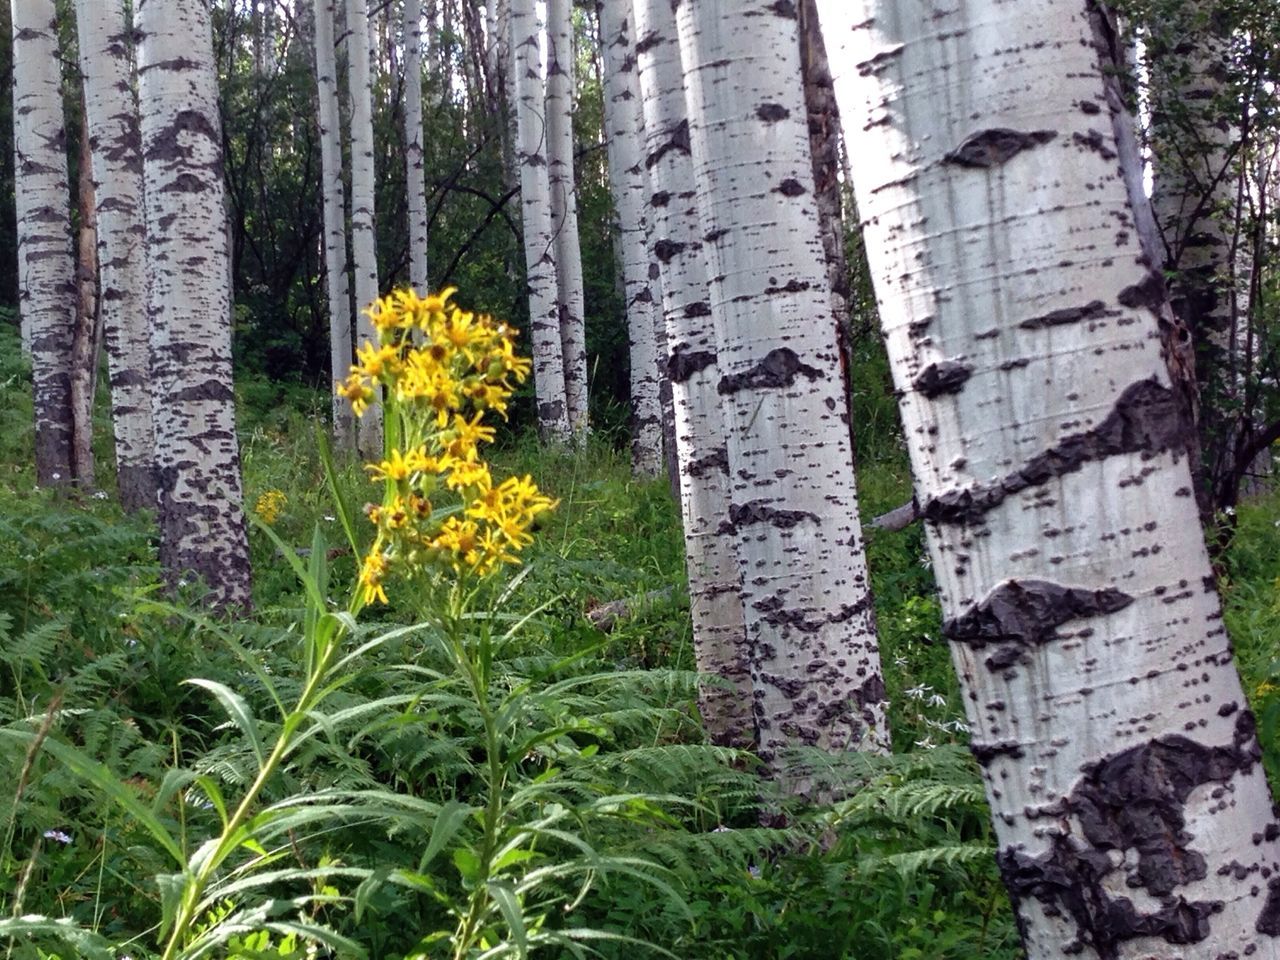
[1,320,1278,959]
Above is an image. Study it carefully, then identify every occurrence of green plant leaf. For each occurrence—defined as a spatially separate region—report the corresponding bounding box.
[185,678,266,770]
[316,424,361,560]
[487,879,529,956]
[0,916,114,960]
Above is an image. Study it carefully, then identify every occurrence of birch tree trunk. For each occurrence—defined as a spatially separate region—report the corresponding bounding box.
[797,0,851,341]
[545,0,589,436]
[599,0,662,478]
[1147,1,1245,509]
[345,0,383,456]
[137,0,252,611]
[673,2,889,760]
[632,0,753,749]
[822,2,1280,956]
[71,97,97,488]
[404,0,430,294]
[12,0,76,486]
[313,0,354,450]
[76,0,158,510]
[509,0,570,439]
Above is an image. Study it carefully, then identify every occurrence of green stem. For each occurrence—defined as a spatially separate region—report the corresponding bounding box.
[157,624,347,960]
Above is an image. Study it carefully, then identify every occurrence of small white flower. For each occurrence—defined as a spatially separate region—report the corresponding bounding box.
[893,655,908,668]
[93,490,109,500]
[43,829,72,845]
[927,693,948,709]
[905,683,930,701]
[913,736,935,750]
[950,720,971,734]
[51,472,62,481]
[324,515,336,522]
[747,864,762,879]
[177,578,188,588]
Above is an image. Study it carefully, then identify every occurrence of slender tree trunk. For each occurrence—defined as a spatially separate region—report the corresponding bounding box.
[345,0,382,456]
[632,0,753,749]
[71,96,97,487]
[12,0,76,486]
[509,0,570,439]
[674,2,889,760]
[822,2,1280,957]
[404,0,430,293]
[1147,1,1246,510]
[797,0,851,342]
[599,1,662,477]
[314,0,355,450]
[137,0,252,611]
[545,0,590,435]
[76,0,158,510]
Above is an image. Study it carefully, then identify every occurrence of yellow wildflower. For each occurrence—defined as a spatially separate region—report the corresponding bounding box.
[254,489,288,525]
[359,550,390,605]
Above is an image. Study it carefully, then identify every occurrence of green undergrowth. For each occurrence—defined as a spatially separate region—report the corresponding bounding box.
[0,316,1274,958]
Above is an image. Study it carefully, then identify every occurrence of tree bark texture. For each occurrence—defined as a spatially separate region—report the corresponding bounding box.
[404,0,430,295]
[545,0,590,436]
[632,0,753,749]
[674,1,889,760]
[509,0,570,439]
[599,0,663,478]
[345,0,383,456]
[822,1,1280,956]
[76,0,158,510]
[797,0,852,340]
[137,0,252,611]
[1146,0,1246,508]
[12,0,76,486]
[72,94,98,488]
[313,0,355,450]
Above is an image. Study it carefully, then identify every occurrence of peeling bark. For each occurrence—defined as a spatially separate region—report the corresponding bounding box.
[822,1,1280,956]
[138,0,252,611]
[674,0,889,760]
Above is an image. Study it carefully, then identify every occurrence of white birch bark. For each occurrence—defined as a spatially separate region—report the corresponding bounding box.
[313,0,354,450]
[76,0,158,510]
[509,0,570,439]
[673,2,888,759]
[12,0,76,486]
[632,0,753,749]
[599,0,662,478]
[545,0,589,436]
[822,1,1280,956]
[345,0,383,456]
[137,0,252,610]
[404,0,430,293]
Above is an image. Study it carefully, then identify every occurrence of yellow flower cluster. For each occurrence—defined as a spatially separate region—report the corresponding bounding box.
[338,289,555,604]
[254,489,288,526]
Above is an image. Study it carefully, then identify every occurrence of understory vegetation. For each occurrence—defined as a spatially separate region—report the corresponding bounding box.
[1,314,1277,958]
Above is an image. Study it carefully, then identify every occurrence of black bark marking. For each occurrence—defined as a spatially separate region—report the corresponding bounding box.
[634,30,662,55]
[971,741,1026,766]
[1020,300,1115,330]
[645,118,691,169]
[1117,270,1167,310]
[687,447,729,478]
[719,347,823,395]
[667,345,716,383]
[943,128,1057,168]
[684,301,712,318]
[776,178,807,197]
[767,0,798,18]
[1073,128,1118,160]
[727,500,819,532]
[998,712,1265,958]
[653,238,686,263]
[757,102,791,123]
[913,360,973,398]
[753,595,870,635]
[1258,881,1280,935]
[943,579,1134,672]
[923,378,1190,526]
